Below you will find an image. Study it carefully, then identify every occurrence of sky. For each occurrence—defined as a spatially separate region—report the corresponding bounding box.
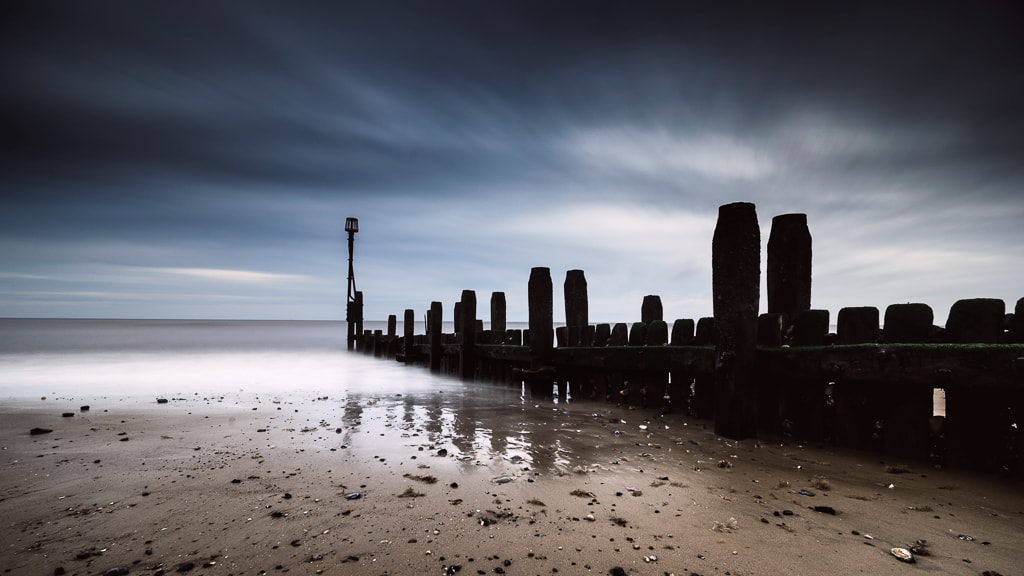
[2,1,1023,325]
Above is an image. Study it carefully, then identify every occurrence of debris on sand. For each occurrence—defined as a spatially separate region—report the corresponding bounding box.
[403,473,438,484]
[712,517,739,533]
[884,464,912,474]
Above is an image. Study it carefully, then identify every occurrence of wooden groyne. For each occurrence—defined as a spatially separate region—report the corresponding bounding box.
[356,203,1024,475]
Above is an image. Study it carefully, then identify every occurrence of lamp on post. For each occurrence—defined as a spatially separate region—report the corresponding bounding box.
[345,217,360,350]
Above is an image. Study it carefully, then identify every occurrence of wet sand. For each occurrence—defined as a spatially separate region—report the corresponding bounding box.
[2,391,1022,576]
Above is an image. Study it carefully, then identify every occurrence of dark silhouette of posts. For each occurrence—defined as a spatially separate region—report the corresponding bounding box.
[429,301,442,373]
[767,214,811,316]
[491,292,506,340]
[564,270,588,346]
[459,290,477,381]
[712,202,761,440]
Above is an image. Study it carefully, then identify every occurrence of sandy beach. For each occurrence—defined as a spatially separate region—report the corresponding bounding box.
[2,391,1021,576]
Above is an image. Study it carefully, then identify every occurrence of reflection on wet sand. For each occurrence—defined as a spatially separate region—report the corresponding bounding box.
[315,380,692,478]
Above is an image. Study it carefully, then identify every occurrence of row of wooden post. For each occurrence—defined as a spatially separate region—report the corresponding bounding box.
[358,202,1023,473]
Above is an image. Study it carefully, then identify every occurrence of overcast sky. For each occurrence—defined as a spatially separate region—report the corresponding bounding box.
[2,1,1022,325]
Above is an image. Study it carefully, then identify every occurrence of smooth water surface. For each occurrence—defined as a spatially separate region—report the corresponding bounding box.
[0,319,464,400]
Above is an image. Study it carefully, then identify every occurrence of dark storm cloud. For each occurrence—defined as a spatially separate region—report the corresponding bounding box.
[5,1,1022,202]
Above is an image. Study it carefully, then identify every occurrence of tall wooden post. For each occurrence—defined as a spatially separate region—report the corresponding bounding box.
[404,309,415,359]
[712,202,761,440]
[429,301,442,374]
[767,213,811,316]
[459,290,477,381]
[529,267,554,397]
[387,314,397,337]
[564,270,588,347]
[491,292,506,340]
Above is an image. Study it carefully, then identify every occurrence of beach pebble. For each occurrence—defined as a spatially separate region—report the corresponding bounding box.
[345,493,362,500]
[157,398,169,404]
[80,406,90,411]
[176,561,195,572]
[30,428,52,435]
[62,412,74,417]
[103,569,129,576]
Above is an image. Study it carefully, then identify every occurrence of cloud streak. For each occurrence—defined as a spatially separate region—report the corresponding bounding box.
[154,268,311,285]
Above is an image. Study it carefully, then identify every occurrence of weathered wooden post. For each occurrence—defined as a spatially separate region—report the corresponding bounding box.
[1013,297,1024,343]
[641,295,663,325]
[353,291,364,351]
[491,292,506,342]
[559,270,587,399]
[668,319,695,414]
[767,213,811,316]
[403,309,415,360]
[793,309,829,346]
[528,267,554,397]
[1007,295,1024,340]
[459,290,477,381]
[384,314,397,358]
[691,317,716,417]
[564,270,588,347]
[609,323,628,345]
[830,307,879,447]
[945,298,1005,343]
[836,307,879,344]
[429,301,442,374]
[763,214,814,438]
[712,202,761,439]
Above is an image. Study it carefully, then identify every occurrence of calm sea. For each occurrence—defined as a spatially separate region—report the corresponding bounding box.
[0,319,588,470]
[0,318,505,402]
